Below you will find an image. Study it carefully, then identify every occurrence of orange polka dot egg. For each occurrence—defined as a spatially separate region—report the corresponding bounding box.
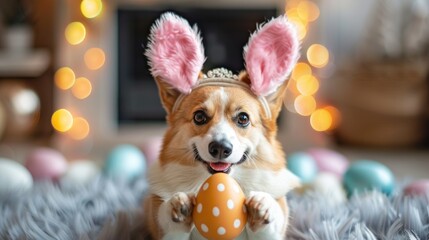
[193,173,247,240]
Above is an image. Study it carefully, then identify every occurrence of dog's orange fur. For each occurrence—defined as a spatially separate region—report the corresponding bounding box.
[143,72,292,239]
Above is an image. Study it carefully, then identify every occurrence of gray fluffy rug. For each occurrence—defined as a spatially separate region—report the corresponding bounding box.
[1,176,428,240]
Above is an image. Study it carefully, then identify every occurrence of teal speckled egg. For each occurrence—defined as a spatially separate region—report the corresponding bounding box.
[343,160,395,196]
[104,145,146,182]
[287,152,318,184]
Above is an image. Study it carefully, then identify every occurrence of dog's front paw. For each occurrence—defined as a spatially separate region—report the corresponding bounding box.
[245,191,277,232]
[169,192,195,224]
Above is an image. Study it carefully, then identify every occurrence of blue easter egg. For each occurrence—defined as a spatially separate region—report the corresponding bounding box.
[287,152,318,184]
[104,144,146,181]
[343,160,395,196]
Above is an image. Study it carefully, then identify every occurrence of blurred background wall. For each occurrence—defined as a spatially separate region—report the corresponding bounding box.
[0,0,428,157]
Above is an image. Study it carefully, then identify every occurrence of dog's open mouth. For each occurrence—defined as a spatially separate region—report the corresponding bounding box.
[209,162,232,172]
[193,144,248,174]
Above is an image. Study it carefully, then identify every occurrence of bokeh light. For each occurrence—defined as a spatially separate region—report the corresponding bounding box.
[81,0,103,19]
[294,20,308,40]
[287,16,307,40]
[68,117,90,140]
[291,62,312,81]
[286,0,301,9]
[297,1,320,22]
[294,95,316,116]
[297,75,319,96]
[72,77,92,99]
[307,44,330,68]
[84,48,106,70]
[286,7,309,40]
[284,82,300,113]
[55,67,76,90]
[65,22,86,45]
[287,9,304,24]
[11,89,39,115]
[310,108,333,132]
[324,105,341,130]
[51,109,74,132]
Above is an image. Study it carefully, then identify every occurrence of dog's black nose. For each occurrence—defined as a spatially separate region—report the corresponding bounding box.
[209,140,233,159]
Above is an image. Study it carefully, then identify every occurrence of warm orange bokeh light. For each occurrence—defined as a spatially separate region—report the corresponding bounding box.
[297,1,320,22]
[295,21,308,40]
[81,0,103,19]
[55,67,75,90]
[72,77,92,99]
[284,82,300,113]
[294,95,316,116]
[307,44,330,68]
[68,117,90,140]
[324,105,341,130]
[51,109,74,132]
[286,0,302,10]
[286,7,302,22]
[288,17,307,41]
[310,108,333,132]
[286,8,308,40]
[291,62,312,81]
[297,75,319,96]
[84,48,106,70]
[65,22,86,45]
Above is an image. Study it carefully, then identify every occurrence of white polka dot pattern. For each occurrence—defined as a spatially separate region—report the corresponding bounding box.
[227,199,234,209]
[217,183,225,192]
[201,224,209,233]
[212,207,220,217]
[197,203,203,213]
[217,227,226,235]
[233,219,241,228]
[193,173,247,239]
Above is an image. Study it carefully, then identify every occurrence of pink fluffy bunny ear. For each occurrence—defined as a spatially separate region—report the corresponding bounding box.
[146,12,205,94]
[244,15,300,96]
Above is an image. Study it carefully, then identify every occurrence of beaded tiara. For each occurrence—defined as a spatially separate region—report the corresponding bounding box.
[171,68,272,119]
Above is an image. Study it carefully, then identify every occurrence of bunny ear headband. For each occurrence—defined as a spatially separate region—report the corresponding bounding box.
[145,12,300,119]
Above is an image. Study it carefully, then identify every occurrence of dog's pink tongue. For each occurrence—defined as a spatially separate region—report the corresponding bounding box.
[209,162,231,172]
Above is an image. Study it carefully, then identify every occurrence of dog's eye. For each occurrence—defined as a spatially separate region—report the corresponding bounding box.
[237,112,250,127]
[193,110,208,125]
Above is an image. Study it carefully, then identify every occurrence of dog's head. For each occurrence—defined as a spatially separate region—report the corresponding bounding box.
[146,13,299,175]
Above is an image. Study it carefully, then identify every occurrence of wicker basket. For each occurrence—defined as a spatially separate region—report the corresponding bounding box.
[333,59,428,147]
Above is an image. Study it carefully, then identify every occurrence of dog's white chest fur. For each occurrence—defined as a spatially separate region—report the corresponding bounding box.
[148,162,299,200]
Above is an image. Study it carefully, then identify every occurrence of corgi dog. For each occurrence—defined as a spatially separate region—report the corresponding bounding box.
[143,12,300,240]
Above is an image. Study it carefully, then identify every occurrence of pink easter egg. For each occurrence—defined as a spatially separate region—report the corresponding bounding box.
[140,137,163,166]
[307,148,349,179]
[404,180,429,197]
[25,147,68,181]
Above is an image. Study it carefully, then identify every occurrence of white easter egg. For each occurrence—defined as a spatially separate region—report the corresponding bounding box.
[0,158,33,200]
[311,172,346,204]
[62,160,100,185]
